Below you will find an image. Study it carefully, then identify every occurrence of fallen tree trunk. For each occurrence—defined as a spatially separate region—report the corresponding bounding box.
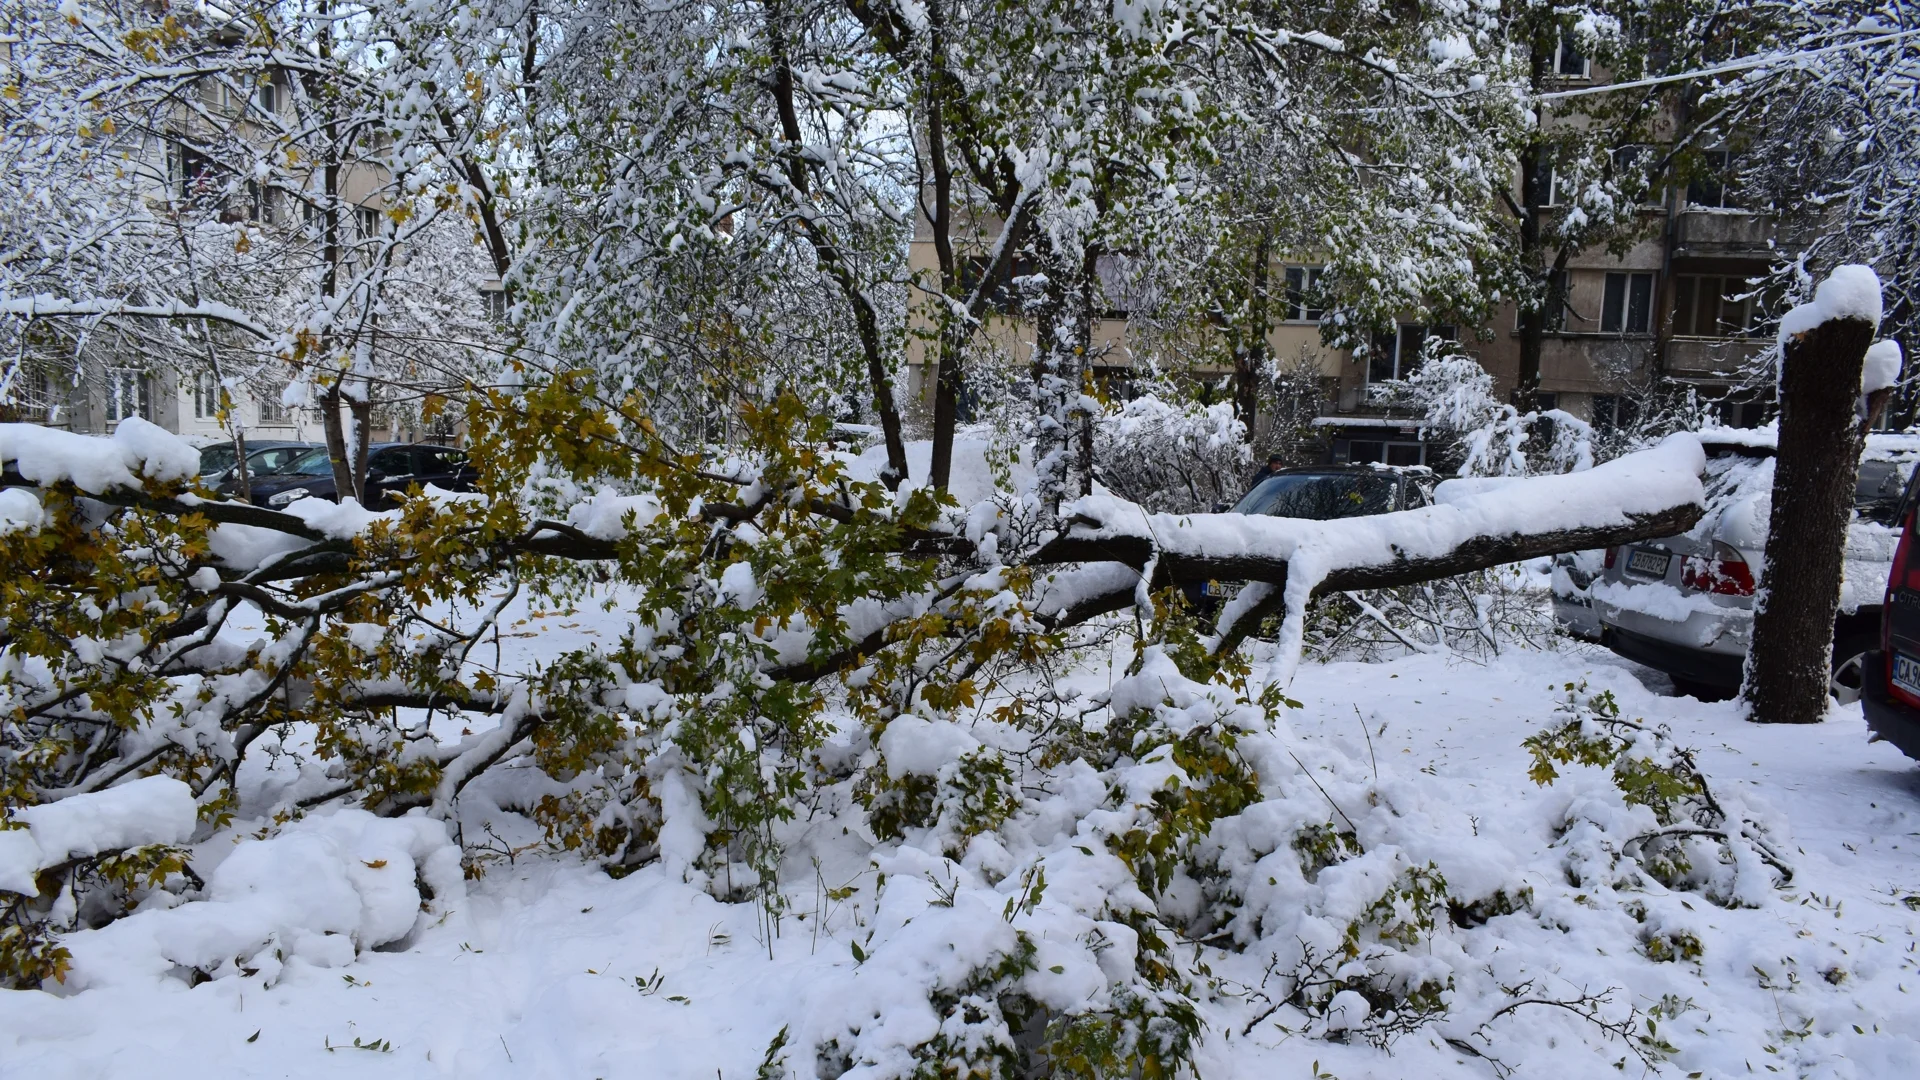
[1030,434,1709,653]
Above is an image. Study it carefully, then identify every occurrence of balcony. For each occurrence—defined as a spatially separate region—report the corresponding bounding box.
[1665,336,1770,381]
[1673,210,1775,259]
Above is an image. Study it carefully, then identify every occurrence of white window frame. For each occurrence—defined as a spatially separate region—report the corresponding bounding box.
[257,391,290,424]
[1611,143,1665,206]
[193,372,221,420]
[1601,271,1656,334]
[1554,35,1590,79]
[1283,266,1325,323]
[106,368,148,423]
[1368,324,1455,385]
[1686,149,1738,210]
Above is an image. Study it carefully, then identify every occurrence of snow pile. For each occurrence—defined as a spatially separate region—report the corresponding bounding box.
[0,777,197,895]
[58,810,464,990]
[1864,339,1904,400]
[1777,264,1882,342]
[0,487,42,534]
[0,418,199,494]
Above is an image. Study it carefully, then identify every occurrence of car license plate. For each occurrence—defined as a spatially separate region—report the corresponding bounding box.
[1205,580,1242,600]
[1625,548,1671,579]
[1893,653,1920,697]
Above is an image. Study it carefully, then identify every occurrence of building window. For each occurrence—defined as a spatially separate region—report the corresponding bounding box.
[244,179,275,224]
[1686,149,1739,209]
[193,372,221,419]
[1369,324,1455,384]
[169,142,218,203]
[1611,143,1662,204]
[1095,253,1150,317]
[1346,440,1425,467]
[357,206,381,240]
[1543,268,1573,331]
[1672,275,1757,338]
[959,253,1037,316]
[257,80,279,117]
[1284,266,1325,322]
[1601,272,1654,334]
[1555,35,1590,78]
[481,287,508,321]
[258,391,289,424]
[5,366,61,423]
[1591,394,1641,432]
[1719,396,1769,429]
[106,368,150,423]
[1537,159,1582,207]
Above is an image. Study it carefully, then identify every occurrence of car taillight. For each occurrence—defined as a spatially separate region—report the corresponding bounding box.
[1680,541,1756,596]
[1603,546,1617,570]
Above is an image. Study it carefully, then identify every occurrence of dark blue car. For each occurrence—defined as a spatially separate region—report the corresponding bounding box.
[225,443,477,510]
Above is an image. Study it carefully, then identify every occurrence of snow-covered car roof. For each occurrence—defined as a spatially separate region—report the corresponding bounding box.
[1697,424,1920,462]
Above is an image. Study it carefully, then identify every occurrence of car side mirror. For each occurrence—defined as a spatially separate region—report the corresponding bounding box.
[1211,500,1231,513]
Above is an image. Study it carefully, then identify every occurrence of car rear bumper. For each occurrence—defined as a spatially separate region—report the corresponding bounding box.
[1600,624,1746,689]
[1860,650,1920,762]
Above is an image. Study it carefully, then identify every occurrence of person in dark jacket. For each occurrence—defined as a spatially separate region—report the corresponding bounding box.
[1248,453,1286,491]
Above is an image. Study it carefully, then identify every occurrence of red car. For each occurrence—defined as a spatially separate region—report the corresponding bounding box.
[1862,464,1920,760]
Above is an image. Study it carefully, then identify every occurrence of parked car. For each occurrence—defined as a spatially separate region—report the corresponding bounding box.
[197,440,313,484]
[1859,460,1920,761]
[227,443,477,510]
[1549,549,1607,642]
[1194,464,1435,606]
[199,441,319,487]
[1574,429,1920,701]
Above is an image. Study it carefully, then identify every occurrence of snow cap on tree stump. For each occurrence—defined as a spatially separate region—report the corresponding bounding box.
[1774,264,1882,394]
[1778,265,1882,343]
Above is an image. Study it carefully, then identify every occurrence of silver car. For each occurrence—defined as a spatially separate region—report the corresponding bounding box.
[1581,431,1916,700]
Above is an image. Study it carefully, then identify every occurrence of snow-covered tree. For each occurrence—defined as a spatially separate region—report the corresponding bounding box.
[1715,2,1920,409]
[0,1,515,495]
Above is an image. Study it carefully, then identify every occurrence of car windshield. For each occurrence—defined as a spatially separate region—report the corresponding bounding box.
[1233,471,1400,520]
[247,447,304,475]
[198,445,237,474]
[279,449,337,476]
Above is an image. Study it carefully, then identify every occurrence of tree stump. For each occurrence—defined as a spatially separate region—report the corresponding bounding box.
[1741,312,1877,723]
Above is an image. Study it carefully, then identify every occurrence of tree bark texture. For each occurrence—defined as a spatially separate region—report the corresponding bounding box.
[1741,315,1877,723]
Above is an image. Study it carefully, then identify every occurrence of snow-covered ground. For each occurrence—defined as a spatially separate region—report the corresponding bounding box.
[5,620,1916,1080]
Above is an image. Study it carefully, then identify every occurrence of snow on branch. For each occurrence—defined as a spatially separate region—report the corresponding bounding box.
[0,777,196,895]
[1032,434,1709,667]
[0,420,201,496]
[0,296,276,339]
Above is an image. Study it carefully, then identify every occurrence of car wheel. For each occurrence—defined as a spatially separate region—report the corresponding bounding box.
[1830,631,1878,705]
